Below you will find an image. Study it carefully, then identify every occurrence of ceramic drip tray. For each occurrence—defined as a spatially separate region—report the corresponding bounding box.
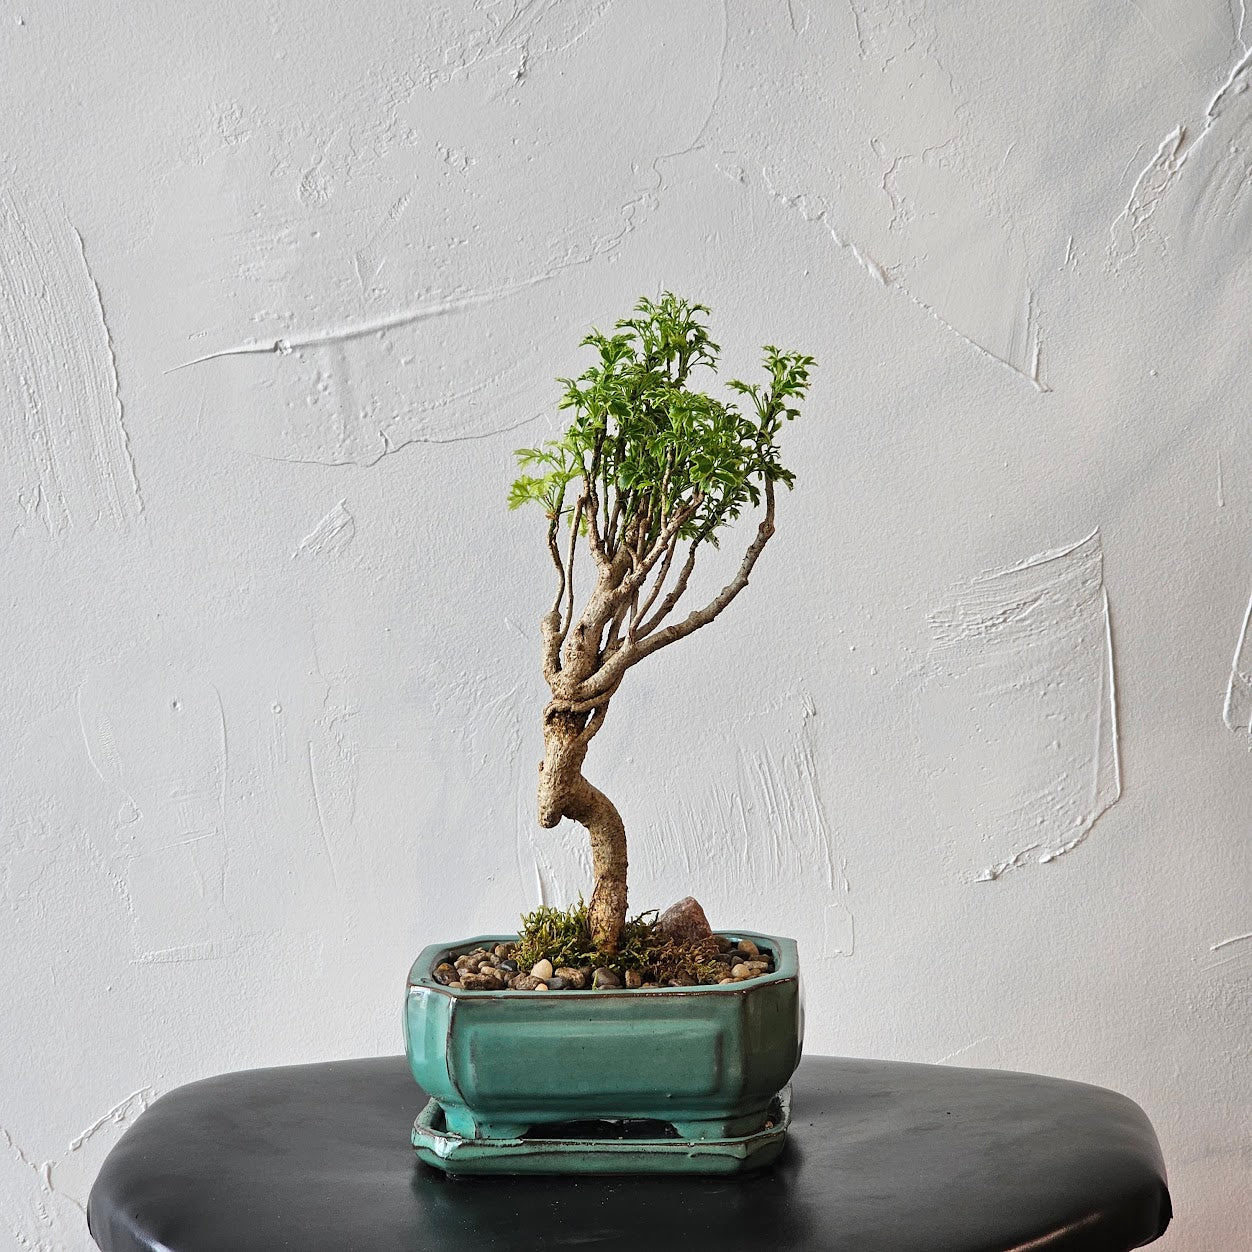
[412,1087,791,1175]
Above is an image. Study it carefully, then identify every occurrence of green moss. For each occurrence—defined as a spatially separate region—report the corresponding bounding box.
[514,899,724,985]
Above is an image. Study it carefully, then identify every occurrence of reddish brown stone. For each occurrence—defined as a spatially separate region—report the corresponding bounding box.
[654,896,713,945]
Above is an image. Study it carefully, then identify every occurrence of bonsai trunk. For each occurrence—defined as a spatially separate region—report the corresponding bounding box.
[537,710,628,952]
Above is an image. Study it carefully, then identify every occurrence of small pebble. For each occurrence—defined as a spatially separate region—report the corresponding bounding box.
[592,967,622,989]
[736,939,760,959]
[642,982,658,988]
[718,976,734,984]
[448,980,463,989]
[624,970,642,988]
[498,959,519,973]
[534,983,549,991]
[555,967,587,989]
[460,973,504,991]
[530,959,554,981]
[547,976,569,990]
[454,954,474,970]
[510,974,545,991]
[731,963,753,978]
[432,962,459,985]
[493,944,510,959]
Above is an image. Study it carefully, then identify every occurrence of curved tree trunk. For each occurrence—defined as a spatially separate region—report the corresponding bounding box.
[537,709,628,952]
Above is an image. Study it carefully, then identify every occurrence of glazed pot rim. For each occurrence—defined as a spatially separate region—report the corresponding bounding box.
[407,930,799,999]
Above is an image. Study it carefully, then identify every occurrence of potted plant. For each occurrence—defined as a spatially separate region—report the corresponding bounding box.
[405,293,815,1173]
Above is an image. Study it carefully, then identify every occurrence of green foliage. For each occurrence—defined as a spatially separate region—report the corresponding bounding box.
[515,899,724,984]
[509,293,814,549]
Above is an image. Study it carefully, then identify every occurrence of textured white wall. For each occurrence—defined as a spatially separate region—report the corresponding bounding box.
[1,1,1249,1247]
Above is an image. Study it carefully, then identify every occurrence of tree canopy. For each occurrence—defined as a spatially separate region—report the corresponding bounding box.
[511,293,813,706]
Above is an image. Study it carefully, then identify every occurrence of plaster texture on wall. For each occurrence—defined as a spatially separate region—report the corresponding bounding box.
[0,193,141,537]
[920,530,1121,882]
[1224,589,1252,732]
[0,2,1248,1248]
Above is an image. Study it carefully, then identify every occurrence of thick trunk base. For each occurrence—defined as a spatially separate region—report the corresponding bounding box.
[538,712,628,952]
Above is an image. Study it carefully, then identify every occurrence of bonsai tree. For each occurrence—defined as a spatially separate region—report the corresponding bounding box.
[510,294,814,954]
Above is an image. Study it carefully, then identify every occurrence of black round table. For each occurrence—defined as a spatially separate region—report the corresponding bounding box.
[87,1055,1171,1252]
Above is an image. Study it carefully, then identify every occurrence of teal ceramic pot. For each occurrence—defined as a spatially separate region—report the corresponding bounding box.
[404,931,802,1143]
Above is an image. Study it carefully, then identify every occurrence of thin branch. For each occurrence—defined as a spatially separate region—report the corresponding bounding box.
[636,539,700,639]
[583,470,608,568]
[555,496,584,652]
[630,527,680,636]
[577,701,611,746]
[606,485,624,557]
[590,420,611,563]
[605,428,631,559]
[603,460,615,554]
[547,513,565,617]
[658,446,675,523]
